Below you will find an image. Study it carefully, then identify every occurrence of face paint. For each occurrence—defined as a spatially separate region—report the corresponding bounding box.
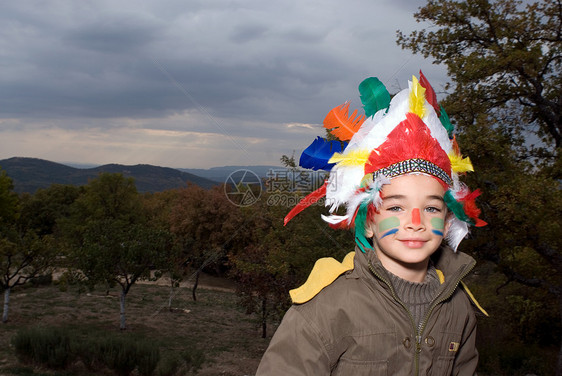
[431,217,445,236]
[411,208,421,226]
[378,217,400,239]
[380,228,398,239]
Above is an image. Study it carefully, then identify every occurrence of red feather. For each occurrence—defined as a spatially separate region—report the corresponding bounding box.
[284,182,327,225]
[419,70,440,116]
[459,189,487,227]
[365,112,451,184]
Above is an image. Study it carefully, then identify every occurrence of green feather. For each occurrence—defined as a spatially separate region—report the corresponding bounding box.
[359,77,391,118]
[444,190,474,225]
[354,202,373,253]
[439,106,454,138]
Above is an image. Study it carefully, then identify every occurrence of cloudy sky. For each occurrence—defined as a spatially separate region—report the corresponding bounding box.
[0,0,447,169]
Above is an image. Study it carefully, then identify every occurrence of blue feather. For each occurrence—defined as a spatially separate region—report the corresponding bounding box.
[299,137,347,171]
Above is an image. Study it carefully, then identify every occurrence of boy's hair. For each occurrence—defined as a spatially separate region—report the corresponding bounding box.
[285,72,486,252]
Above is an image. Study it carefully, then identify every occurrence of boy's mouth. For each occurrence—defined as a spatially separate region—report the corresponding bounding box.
[399,239,428,248]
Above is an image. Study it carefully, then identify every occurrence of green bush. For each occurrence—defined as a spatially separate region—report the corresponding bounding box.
[135,339,160,376]
[183,347,205,373]
[73,336,102,370]
[55,270,86,292]
[11,326,73,369]
[154,348,205,376]
[80,334,160,376]
[12,326,162,376]
[98,337,139,376]
[156,354,180,376]
[29,274,53,287]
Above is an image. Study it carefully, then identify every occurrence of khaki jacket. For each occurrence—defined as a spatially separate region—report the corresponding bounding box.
[256,247,482,376]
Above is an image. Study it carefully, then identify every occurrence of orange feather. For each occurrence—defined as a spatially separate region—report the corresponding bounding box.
[323,102,365,141]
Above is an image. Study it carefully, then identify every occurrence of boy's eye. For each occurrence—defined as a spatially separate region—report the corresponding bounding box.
[387,206,403,212]
[425,206,442,213]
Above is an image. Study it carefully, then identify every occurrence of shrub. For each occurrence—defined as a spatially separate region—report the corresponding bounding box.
[12,326,162,376]
[98,337,138,376]
[156,354,180,376]
[55,269,86,292]
[29,274,53,287]
[155,348,205,376]
[136,340,160,376]
[183,347,205,373]
[73,336,102,370]
[11,326,73,369]
[79,333,160,376]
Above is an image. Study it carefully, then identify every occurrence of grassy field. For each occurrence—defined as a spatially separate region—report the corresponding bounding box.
[0,277,275,376]
[3,276,556,376]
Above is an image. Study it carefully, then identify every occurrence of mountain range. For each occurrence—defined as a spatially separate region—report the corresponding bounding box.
[0,157,281,194]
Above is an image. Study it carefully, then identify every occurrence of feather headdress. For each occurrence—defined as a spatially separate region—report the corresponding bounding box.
[285,71,486,251]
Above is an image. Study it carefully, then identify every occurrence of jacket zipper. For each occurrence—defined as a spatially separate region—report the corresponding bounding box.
[368,261,474,376]
[367,264,419,373]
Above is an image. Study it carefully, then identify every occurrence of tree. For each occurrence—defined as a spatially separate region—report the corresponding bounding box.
[0,169,18,223]
[0,170,55,322]
[18,184,82,237]
[230,175,353,338]
[230,242,292,339]
[141,190,184,310]
[81,220,171,329]
[169,184,243,301]
[0,229,55,323]
[397,0,562,373]
[63,173,170,329]
[397,0,561,160]
[229,196,295,338]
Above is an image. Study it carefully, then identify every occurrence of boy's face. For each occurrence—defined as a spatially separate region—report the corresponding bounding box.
[365,174,449,274]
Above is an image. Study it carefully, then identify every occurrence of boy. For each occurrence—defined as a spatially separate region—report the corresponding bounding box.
[256,72,487,375]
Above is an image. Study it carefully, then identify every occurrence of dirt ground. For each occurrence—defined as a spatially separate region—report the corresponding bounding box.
[0,274,279,376]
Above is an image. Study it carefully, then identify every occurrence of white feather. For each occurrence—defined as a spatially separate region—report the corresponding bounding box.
[357,89,410,151]
[325,165,364,212]
[445,217,469,252]
[348,107,385,148]
[321,214,349,224]
[341,175,389,226]
[422,100,452,152]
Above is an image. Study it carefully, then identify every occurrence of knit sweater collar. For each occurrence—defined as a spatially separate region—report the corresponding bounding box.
[386,265,440,305]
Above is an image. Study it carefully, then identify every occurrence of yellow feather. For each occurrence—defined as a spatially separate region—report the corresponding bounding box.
[328,149,371,167]
[449,152,474,173]
[409,75,426,118]
[359,173,374,188]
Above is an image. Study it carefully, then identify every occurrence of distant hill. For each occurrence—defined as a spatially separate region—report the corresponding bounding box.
[180,165,282,183]
[0,157,219,193]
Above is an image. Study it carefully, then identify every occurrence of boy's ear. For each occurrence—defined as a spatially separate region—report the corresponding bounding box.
[364,222,374,238]
[443,213,453,237]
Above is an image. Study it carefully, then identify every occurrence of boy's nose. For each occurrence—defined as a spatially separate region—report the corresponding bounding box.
[411,208,421,226]
[406,208,425,231]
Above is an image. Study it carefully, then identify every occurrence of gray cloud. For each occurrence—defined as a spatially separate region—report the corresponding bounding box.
[229,23,269,44]
[0,0,446,168]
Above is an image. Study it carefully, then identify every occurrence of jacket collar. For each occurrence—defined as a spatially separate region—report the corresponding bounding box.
[352,244,476,290]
